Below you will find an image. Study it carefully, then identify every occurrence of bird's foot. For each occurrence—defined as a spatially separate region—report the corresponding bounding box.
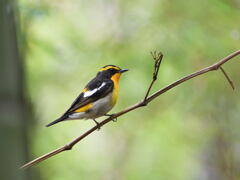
[104,113,117,122]
[93,119,101,130]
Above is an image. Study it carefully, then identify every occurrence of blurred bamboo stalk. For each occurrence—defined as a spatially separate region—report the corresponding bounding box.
[0,0,37,179]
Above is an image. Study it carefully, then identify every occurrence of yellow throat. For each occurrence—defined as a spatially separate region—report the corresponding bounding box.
[111,72,121,105]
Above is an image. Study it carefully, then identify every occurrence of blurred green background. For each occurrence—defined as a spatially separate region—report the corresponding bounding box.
[1,0,240,179]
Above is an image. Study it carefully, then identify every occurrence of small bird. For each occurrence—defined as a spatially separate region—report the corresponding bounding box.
[46,65,128,127]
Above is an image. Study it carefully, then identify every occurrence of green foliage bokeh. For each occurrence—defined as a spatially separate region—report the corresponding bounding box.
[19,0,239,179]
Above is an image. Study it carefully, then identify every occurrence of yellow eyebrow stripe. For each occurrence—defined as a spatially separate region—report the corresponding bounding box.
[74,103,93,113]
[99,66,120,71]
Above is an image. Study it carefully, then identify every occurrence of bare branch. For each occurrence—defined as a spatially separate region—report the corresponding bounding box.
[20,49,240,169]
[144,51,163,102]
[219,67,235,90]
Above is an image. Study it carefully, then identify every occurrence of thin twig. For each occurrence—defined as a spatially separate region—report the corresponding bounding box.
[20,50,240,169]
[144,51,163,101]
[219,67,235,90]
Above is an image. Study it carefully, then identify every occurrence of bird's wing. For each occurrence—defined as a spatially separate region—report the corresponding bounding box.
[45,78,113,127]
[63,79,114,115]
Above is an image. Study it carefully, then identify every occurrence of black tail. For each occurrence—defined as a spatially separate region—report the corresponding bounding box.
[45,115,67,127]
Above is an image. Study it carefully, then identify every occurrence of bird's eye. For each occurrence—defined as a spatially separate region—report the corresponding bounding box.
[110,69,115,73]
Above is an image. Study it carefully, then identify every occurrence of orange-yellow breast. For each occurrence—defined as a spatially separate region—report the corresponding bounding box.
[111,73,121,105]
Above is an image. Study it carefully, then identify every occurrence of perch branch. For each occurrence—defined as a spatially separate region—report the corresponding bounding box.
[20,49,240,169]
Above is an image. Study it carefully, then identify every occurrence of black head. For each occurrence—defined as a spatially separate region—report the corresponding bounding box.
[97,65,128,79]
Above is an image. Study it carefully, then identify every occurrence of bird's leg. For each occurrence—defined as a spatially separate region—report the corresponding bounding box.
[93,119,101,130]
[104,113,117,122]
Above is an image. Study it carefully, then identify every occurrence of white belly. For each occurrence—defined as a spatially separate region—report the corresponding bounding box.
[68,93,114,120]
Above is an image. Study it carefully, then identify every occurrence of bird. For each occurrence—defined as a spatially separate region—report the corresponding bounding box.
[46,65,128,127]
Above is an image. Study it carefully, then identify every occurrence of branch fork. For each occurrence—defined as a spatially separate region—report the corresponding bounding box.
[144,51,163,102]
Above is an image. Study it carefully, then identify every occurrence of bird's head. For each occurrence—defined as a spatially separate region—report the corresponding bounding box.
[97,65,128,81]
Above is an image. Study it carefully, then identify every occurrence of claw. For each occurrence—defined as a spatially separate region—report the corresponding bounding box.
[112,117,117,122]
[104,114,117,122]
[93,119,101,130]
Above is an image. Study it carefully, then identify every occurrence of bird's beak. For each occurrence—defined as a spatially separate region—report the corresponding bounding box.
[119,69,128,73]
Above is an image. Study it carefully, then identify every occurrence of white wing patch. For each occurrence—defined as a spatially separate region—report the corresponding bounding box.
[83,82,106,98]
